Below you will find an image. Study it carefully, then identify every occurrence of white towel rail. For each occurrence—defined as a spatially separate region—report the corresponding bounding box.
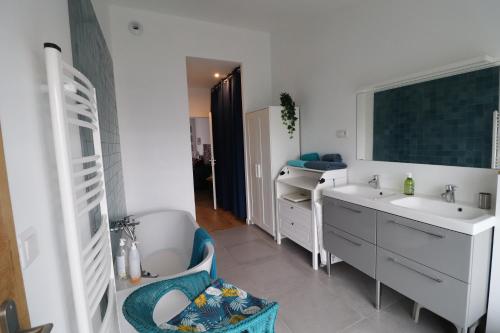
[492,110,500,169]
[44,42,116,333]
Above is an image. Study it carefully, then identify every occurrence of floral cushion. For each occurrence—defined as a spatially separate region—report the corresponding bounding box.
[160,279,270,332]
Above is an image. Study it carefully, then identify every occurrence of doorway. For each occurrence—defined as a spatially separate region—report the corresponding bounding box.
[186,57,246,232]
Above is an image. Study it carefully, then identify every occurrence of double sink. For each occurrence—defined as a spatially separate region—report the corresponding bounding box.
[325,184,494,235]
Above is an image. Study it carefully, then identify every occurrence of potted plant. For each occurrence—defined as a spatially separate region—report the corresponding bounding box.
[280,92,297,138]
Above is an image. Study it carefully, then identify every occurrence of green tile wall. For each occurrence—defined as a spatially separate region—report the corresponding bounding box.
[373,66,499,168]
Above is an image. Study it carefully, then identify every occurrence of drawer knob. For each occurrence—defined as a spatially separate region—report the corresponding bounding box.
[291,222,295,226]
[290,206,294,209]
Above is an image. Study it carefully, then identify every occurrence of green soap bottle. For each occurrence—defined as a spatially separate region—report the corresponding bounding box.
[404,173,415,195]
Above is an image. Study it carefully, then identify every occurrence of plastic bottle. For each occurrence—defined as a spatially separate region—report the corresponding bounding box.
[404,172,415,195]
[117,238,127,279]
[128,241,141,284]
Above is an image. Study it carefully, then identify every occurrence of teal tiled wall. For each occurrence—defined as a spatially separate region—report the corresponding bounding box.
[373,66,499,168]
[68,0,127,253]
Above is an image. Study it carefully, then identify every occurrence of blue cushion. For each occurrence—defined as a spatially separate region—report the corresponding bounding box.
[161,279,271,332]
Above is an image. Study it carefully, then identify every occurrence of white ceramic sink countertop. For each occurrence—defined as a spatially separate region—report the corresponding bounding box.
[322,184,496,235]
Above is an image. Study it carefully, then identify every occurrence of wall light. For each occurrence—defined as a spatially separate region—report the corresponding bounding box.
[214,73,220,78]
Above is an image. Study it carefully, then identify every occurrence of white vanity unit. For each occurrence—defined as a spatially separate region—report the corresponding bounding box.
[275,166,347,270]
[322,184,495,333]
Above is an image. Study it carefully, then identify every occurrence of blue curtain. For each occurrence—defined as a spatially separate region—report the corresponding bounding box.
[211,68,247,219]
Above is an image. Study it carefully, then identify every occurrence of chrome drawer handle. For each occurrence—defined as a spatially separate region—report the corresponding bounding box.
[386,220,445,239]
[339,205,362,214]
[387,257,443,283]
[329,230,362,247]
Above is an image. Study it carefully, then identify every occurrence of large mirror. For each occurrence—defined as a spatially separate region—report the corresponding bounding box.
[357,65,500,169]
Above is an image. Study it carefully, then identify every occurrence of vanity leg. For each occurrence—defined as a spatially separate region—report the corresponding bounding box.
[455,326,466,333]
[312,250,319,270]
[468,321,479,333]
[375,280,381,310]
[326,252,331,276]
[412,302,421,323]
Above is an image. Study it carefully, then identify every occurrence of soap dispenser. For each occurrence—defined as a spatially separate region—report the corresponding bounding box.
[404,173,415,195]
[128,241,141,284]
[116,238,127,280]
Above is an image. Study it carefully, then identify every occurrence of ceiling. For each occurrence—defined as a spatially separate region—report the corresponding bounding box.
[186,57,240,89]
[109,0,361,32]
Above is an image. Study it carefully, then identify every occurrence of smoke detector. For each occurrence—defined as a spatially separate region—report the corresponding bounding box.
[128,21,143,35]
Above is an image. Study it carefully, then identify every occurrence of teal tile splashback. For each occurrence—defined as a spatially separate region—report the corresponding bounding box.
[68,0,127,253]
[373,66,499,168]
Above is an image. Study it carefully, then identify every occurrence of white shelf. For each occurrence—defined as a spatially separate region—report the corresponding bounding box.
[277,176,318,191]
[286,165,325,174]
[278,197,312,211]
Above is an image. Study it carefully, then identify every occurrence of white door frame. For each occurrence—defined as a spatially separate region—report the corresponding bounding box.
[208,112,217,210]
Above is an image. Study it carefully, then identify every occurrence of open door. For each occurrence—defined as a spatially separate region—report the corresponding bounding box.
[0,127,53,332]
[208,112,217,210]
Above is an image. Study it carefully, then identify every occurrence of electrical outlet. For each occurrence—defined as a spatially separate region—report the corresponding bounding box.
[336,129,348,138]
[18,227,39,269]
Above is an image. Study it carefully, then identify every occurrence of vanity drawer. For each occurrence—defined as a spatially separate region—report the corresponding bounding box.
[278,198,311,222]
[377,212,472,282]
[323,224,376,278]
[280,216,311,248]
[323,197,376,244]
[377,248,468,326]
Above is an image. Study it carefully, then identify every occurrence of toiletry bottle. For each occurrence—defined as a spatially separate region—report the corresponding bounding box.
[117,238,127,279]
[404,173,415,195]
[128,241,141,284]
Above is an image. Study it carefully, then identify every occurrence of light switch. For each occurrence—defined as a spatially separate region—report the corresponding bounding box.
[18,227,39,269]
[336,129,348,138]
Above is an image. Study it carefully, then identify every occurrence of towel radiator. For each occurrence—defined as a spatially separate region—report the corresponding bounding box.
[492,110,500,169]
[44,43,115,333]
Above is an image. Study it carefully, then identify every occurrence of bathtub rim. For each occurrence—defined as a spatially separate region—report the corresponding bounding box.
[115,209,215,291]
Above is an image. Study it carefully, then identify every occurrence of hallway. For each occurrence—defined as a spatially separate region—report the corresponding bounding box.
[194,189,245,232]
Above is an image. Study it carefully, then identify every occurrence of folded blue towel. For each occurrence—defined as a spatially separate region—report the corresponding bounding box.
[301,152,320,161]
[304,161,347,171]
[287,160,307,168]
[188,228,217,279]
[322,154,343,162]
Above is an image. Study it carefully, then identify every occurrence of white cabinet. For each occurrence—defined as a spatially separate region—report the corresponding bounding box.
[245,106,300,236]
[276,167,347,269]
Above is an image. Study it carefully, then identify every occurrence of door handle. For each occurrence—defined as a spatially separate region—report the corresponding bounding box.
[0,299,53,333]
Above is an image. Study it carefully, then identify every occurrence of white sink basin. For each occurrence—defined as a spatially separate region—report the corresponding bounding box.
[333,184,396,200]
[390,196,487,220]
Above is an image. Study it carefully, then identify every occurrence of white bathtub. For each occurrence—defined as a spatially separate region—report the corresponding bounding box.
[115,209,215,332]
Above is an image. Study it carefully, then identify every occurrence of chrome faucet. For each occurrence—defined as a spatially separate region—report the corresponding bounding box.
[441,185,457,203]
[110,215,140,240]
[368,175,380,189]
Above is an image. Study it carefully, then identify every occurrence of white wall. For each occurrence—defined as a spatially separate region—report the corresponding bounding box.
[270,0,500,329]
[91,0,113,50]
[110,5,272,215]
[188,87,211,117]
[0,1,76,332]
[271,0,500,204]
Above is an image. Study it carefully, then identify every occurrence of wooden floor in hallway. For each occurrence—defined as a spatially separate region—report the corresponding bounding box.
[194,189,246,232]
